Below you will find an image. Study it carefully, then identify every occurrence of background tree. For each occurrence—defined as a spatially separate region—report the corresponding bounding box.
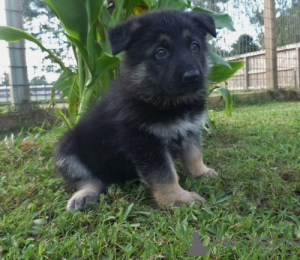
[0,72,9,86]
[22,0,72,71]
[276,0,300,46]
[233,0,300,48]
[29,75,50,85]
[194,0,299,50]
[230,34,261,55]
[193,0,229,12]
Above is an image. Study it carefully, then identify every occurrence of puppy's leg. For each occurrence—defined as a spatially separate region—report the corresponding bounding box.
[132,148,205,206]
[56,155,104,211]
[180,138,217,178]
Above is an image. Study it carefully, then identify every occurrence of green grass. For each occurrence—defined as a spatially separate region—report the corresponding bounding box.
[1,101,300,259]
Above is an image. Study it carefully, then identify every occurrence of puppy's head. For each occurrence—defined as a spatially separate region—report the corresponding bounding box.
[108,10,216,105]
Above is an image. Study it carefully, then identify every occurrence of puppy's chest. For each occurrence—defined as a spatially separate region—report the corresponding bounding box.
[140,113,204,142]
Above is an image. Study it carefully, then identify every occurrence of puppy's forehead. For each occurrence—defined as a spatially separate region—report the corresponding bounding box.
[159,34,173,44]
[136,13,201,43]
[157,31,192,48]
[160,30,192,40]
[182,29,191,39]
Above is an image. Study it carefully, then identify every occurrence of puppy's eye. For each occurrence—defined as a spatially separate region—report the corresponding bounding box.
[155,48,167,59]
[190,42,199,52]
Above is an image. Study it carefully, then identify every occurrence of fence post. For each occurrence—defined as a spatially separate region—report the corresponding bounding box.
[296,46,300,89]
[244,57,249,90]
[264,0,278,90]
[5,0,30,109]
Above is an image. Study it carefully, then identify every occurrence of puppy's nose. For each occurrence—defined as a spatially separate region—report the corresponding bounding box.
[182,70,200,83]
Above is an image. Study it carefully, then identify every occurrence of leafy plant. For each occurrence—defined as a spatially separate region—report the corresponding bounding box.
[208,53,245,116]
[0,0,243,126]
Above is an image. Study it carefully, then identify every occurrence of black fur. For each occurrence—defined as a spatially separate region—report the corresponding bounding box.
[56,9,217,210]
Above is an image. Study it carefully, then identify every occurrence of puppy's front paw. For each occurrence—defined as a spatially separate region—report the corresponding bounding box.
[201,167,218,178]
[67,190,99,211]
[172,190,206,206]
[153,183,205,207]
[189,162,218,179]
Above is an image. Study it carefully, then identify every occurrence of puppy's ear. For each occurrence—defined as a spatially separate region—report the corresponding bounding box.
[189,12,217,37]
[108,18,141,55]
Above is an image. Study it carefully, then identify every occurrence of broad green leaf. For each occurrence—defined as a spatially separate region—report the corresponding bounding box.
[66,35,88,64]
[110,0,125,27]
[87,0,104,44]
[208,61,245,84]
[193,7,235,31]
[53,69,80,122]
[143,0,157,9]
[68,81,80,122]
[53,69,79,122]
[209,51,232,70]
[100,7,112,53]
[76,53,119,120]
[0,25,41,43]
[208,84,221,94]
[218,87,233,116]
[89,0,104,23]
[0,26,65,69]
[52,68,76,99]
[44,0,88,44]
[86,0,97,74]
[95,53,120,77]
[101,4,112,28]
[87,0,103,73]
[98,72,113,94]
[157,0,187,10]
[44,0,103,43]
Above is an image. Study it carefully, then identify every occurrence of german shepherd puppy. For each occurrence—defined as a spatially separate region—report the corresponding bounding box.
[56,9,217,211]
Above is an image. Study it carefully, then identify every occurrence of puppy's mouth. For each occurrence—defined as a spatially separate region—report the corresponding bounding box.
[164,82,204,97]
[162,89,202,107]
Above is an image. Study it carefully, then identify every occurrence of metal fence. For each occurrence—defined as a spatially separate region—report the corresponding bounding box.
[225,43,300,91]
[1,0,299,106]
[197,0,300,91]
[0,84,62,104]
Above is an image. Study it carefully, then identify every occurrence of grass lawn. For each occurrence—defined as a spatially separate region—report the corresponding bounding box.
[0,101,300,259]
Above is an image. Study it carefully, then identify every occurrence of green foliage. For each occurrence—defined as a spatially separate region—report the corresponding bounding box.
[209,58,245,84]
[0,26,65,70]
[208,53,245,117]
[44,0,120,123]
[192,7,235,31]
[0,0,243,125]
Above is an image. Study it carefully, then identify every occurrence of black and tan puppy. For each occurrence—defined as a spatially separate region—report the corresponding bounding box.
[56,9,218,211]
